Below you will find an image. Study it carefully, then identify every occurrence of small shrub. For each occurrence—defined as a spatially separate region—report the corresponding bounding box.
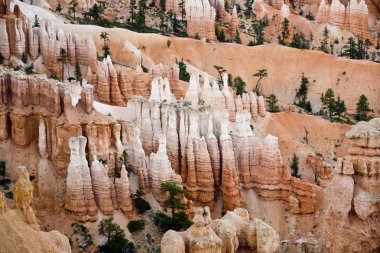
[132,191,151,214]
[167,40,171,48]
[194,33,200,40]
[141,65,149,73]
[21,52,27,64]
[315,152,323,158]
[0,161,5,176]
[127,220,145,234]
[25,64,35,75]
[153,211,192,232]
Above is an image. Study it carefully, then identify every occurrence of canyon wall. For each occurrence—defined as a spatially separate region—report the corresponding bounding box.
[186,0,217,41]
[316,0,370,39]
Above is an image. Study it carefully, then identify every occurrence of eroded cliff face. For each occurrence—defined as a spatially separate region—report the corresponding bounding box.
[185,0,216,41]
[316,0,370,39]
[322,118,380,253]
[161,207,280,253]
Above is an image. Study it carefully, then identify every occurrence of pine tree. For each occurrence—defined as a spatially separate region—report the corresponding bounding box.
[100,32,110,58]
[278,18,289,45]
[130,0,137,24]
[74,60,83,85]
[294,73,311,111]
[136,0,146,31]
[334,96,346,119]
[235,31,242,44]
[253,69,268,95]
[213,65,226,80]
[232,76,246,96]
[319,26,329,53]
[321,88,336,118]
[98,218,136,253]
[290,154,300,178]
[57,48,67,81]
[178,59,190,81]
[160,182,187,219]
[160,0,166,11]
[244,0,253,17]
[33,15,40,28]
[266,94,280,112]
[69,0,78,20]
[55,3,62,13]
[355,94,372,121]
[178,0,186,21]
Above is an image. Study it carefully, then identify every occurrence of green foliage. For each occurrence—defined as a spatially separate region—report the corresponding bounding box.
[129,0,137,24]
[72,223,93,250]
[250,17,267,46]
[178,59,190,82]
[290,154,300,178]
[167,40,171,48]
[266,94,280,112]
[216,29,226,42]
[213,65,226,80]
[253,69,267,95]
[0,160,5,177]
[127,220,145,234]
[100,32,111,58]
[141,64,149,73]
[160,0,166,11]
[320,88,335,118]
[334,96,346,119]
[235,31,242,44]
[232,76,246,96]
[160,182,187,218]
[340,37,370,60]
[57,48,67,81]
[355,94,372,121]
[178,0,186,21]
[278,18,289,45]
[83,4,105,24]
[290,32,310,49]
[69,0,79,19]
[228,73,233,87]
[25,64,35,75]
[50,73,59,80]
[318,27,329,53]
[21,52,27,64]
[98,218,136,253]
[33,15,40,28]
[153,211,192,232]
[74,60,82,84]
[294,73,312,112]
[194,33,200,40]
[135,0,147,32]
[244,0,253,17]
[132,190,151,214]
[305,12,314,21]
[0,52,4,64]
[55,3,63,13]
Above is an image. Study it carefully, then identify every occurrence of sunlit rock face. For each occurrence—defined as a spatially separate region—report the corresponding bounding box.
[185,0,217,41]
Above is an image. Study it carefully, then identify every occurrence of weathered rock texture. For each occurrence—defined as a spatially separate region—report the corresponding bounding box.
[161,206,223,253]
[325,118,380,253]
[316,0,370,39]
[115,165,134,216]
[186,0,217,41]
[65,136,98,221]
[162,207,280,253]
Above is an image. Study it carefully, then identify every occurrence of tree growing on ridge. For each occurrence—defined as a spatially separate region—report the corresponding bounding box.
[253,69,267,95]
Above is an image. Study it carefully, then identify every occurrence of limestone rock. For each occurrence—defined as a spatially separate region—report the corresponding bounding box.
[221,73,236,122]
[14,166,33,211]
[115,165,134,216]
[257,95,266,117]
[65,136,98,221]
[228,6,238,38]
[0,19,10,60]
[186,0,217,41]
[90,157,113,215]
[0,192,7,214]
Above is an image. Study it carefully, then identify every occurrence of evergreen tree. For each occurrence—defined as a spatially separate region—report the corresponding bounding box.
[251,18,266,45]
[160,182,187,219]
[172,14,180,34]
[216,29,226,42]
[160,0,166,11]
[213,65,226,80]
[57,48,67,81]
[253,69,268,95]
[319,27,329,53]
[341,37,359,59]
[355,94,372,121]
[321,88,336,117]
[32,15,40,28]
[21,52,27,64]
[335,96,346,119]
[55,3,63,13]
[278,18,289,45]
[266,94,280,112]
[130,0,137,24]
[294,73,311,111]
[232,76,246,96]
[178,59,190,81]
[290,154,300,178]
[69,0,79,20]
[235,31,242,44]
[98,218,136,253]
[228,73,233,87]
[244,0,253,17]
[178,0,186,21]
[83,4,104,22]
[25,64,35,75]
[136,0,146,31]
[290,32,309,49]
[74,60,83,85]
[100,32,111,58]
